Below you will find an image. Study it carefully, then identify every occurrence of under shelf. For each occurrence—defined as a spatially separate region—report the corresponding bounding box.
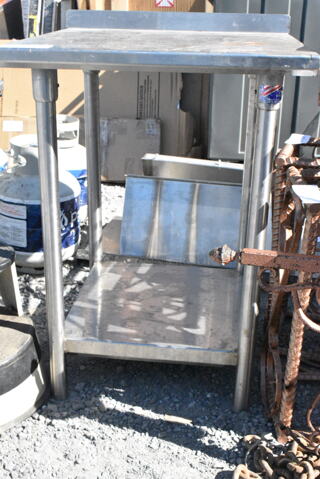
[64,259,241,366]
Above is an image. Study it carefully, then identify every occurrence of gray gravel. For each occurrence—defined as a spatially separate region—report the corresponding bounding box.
[0,184,317,479]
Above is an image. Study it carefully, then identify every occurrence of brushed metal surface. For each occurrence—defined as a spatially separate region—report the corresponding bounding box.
[66,10,290,33]
[0,12,318,73]
[33,69,66,399]
[209,0,320,161]
[120,176,241,268]
[64,261,240,366]
[142,154,243,184]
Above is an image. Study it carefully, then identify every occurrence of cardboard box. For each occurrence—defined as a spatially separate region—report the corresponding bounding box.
[1,69,193,157]
[1,68,84,117]
[100,118,161,182]
[98,71,194,156]
[110,0,213,11]
[0,116,37,150]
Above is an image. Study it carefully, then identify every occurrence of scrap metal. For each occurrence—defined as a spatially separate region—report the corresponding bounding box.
[210,139,320,445]
[233,431,320,479]
[209,245,320,273]
[270,141,320,442]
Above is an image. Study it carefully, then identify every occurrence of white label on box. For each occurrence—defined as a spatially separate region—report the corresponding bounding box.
[285,134,311,145]
[137,73,160,119]
[0,214,27,247]
[2,120,24,132]
[155,0,175,6]
[0,200,26,219]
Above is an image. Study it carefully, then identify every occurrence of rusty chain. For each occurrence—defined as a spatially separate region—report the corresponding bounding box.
[233,429,320,479]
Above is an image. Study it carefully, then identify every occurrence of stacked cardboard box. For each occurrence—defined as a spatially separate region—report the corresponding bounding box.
[0,66,193,154]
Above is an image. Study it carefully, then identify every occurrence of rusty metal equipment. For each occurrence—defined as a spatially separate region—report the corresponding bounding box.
[233,431,320,479]
[210,244,320,274]
[265,140,320,441]
[210,137,320,443]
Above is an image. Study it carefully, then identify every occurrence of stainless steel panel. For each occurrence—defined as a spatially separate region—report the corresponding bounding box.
[258,0,308,140]
[209,0,262,160]
[120,176,241,268]
[209,0,319,160]
[208,71,299,159]
[66,10,290,33]
[0,14,317,73]
[64,261,240,366]
[142,154,243,184]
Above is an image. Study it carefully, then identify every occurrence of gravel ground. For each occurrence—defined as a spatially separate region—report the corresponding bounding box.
[0,184,318,479]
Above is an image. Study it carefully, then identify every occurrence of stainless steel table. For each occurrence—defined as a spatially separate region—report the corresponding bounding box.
[0,10,318,410]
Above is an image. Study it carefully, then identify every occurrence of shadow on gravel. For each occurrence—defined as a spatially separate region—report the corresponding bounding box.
[216,472,233,479]
[37,351,272,465]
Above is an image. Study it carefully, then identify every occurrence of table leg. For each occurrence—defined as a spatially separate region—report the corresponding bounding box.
[237,75,257,256]
[234,73,284,411]
[32,69,66,399]
[83,70,102,268]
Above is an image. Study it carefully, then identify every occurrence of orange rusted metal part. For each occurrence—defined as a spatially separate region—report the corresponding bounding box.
[210,245,320,273]
[274,138,320,168]
[240,248,320,273]
[267,142,320,442]
[211,140,320,443]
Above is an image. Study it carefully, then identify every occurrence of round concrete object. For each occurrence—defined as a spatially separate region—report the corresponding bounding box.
[0,314,47,432]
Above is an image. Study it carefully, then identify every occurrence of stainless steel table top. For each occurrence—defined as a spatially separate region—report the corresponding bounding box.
[0,11,318,73]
